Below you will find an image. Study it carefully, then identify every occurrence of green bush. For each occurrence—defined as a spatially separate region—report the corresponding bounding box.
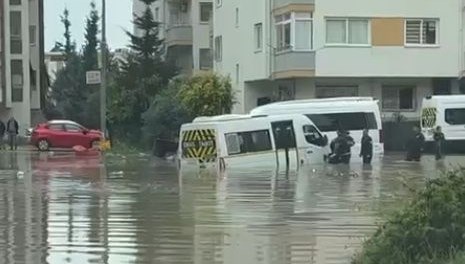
[354,169,465,264]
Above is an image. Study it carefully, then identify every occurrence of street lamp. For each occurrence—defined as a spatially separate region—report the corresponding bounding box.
[100,0,107,138]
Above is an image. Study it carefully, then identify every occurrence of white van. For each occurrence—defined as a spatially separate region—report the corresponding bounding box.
[421,95,465,143]
[250,97,384,157]
[178,114,329,170]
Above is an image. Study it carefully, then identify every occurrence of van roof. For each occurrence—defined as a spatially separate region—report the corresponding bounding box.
[424,95,465,102]
[271,97,374,105]
[251,97,379,115]
[193,114,268,123]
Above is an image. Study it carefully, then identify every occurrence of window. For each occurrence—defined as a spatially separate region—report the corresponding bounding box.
[49,124,65,131]
[30,68,36,90]
[10,11,22,54]
[445,109,465,125]
[154,7,159,21]
[11,60,23,102]
[306,113,377,132]
[405,19,438,45]
[214,36,222,62]
[200,2,212,23]
[235,8,239,27]
[303,125,326,146]
[235,64,239,84]
[65,124,82,132]
[254,23,263,51]
[225,130,272,155]
[326,18,369,45]
[10,0,21,5]
[199,48,213,70]
[275,13,291,51]
[315,85,359,98]
[382,85,415,110]
[275,12,313,51]
[215,0,222,8]
[29,25,36,45]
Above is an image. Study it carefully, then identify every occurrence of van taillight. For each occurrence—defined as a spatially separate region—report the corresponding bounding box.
[379,129,384,143]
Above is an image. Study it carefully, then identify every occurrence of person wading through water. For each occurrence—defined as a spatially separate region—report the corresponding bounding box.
[329,130,354,164]
[360,129,373,165]
[405,125,425,162]
[6,117,19,151]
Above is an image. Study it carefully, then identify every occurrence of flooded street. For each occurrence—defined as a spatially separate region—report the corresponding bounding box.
[0,151,463,264]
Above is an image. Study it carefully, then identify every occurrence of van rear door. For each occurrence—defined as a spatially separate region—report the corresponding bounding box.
[181,128,217,163]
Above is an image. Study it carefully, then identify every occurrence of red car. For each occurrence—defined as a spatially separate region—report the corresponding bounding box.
[30,120,103,151]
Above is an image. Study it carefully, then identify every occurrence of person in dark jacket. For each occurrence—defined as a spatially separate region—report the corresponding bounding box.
[0,120,5,150]
[360,129,373,164]
[6,117,19,150]
[329,130,354,164]
[405,126,425,162]
[433,126,445,160]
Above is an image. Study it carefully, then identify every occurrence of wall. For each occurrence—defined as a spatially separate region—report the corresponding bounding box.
[314,0,462,77]
[4,0,32,132]
[214,0,270,113]
[29,0,40,110]
[192,0,213,71]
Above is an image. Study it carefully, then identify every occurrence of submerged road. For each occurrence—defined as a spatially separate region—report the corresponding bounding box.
[0,150,463,264]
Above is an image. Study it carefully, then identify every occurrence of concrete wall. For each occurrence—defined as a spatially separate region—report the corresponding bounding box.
[314,0,463,77]
[192,0,213,71]
[4,0,32,132]
[214,0,270,113]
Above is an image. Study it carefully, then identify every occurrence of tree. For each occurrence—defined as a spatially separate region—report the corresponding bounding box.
[54,8,76,57]
[178,73,235,117]
[82,0,100,72]
[109,0,177,144]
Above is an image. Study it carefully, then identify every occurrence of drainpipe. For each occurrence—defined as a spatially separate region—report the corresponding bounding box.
[268,0,274,81]
[459,0,464,80]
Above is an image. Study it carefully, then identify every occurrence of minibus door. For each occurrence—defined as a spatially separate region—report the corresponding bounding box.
[271,121,298,169]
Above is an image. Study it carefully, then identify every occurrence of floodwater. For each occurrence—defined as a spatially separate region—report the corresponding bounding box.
[0,151,464,264]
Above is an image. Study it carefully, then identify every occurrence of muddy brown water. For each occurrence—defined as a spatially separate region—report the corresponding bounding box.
[0,151,463,264]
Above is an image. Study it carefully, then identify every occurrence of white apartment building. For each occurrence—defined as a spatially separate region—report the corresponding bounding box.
[213,0,465,121]
[1,0,45,132]
[133,0,213,75]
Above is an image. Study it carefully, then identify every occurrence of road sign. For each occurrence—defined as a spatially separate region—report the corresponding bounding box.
[86,70,101,85]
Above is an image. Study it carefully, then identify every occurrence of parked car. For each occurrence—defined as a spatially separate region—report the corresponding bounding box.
[30,120,103,151]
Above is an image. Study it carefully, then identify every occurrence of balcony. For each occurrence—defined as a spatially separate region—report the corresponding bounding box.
[165,25,193,47]
[165,2,192,47]
[273,51,315,79]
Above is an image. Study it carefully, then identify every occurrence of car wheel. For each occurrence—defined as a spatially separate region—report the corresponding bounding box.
[37,139,50,151]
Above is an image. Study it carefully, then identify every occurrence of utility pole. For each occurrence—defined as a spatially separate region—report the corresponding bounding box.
[100,0,107,138]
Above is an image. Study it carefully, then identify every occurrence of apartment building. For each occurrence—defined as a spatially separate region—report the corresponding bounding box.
[213,0,465,121]
[133,0,214,75]
[1,0,45,133]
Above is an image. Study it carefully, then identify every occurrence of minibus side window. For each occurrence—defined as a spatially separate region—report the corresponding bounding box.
[307,113,377,132]
[225,130,272,155]
[445,108,465,125]
[225,134,241,155]
[303,125,325,147]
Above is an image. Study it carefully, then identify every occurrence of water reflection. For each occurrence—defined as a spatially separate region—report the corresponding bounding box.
[0,152,463,263]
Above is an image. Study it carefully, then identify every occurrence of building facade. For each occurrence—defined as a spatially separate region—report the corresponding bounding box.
[213,0,465,121]
[133,0,214,76]
[1,0,45,133]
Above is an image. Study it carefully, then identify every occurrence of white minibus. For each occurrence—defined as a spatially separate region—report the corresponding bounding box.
[250,97,384,157]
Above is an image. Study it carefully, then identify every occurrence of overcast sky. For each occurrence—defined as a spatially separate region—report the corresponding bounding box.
[44,0,133,51]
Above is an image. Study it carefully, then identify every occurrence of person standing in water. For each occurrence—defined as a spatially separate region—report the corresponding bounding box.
[433,126,445,160]
[405,126,425,162]
[6,117,19,150]
[360,129,373,164]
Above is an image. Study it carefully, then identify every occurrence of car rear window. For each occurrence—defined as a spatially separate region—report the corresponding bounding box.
[48,124,64,131]
[306,112,378,132]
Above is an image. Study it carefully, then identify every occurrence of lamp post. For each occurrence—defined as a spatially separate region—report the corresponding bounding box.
[100,0,107,138]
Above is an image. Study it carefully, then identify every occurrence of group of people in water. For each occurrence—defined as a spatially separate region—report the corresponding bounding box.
[328,125,445,165]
